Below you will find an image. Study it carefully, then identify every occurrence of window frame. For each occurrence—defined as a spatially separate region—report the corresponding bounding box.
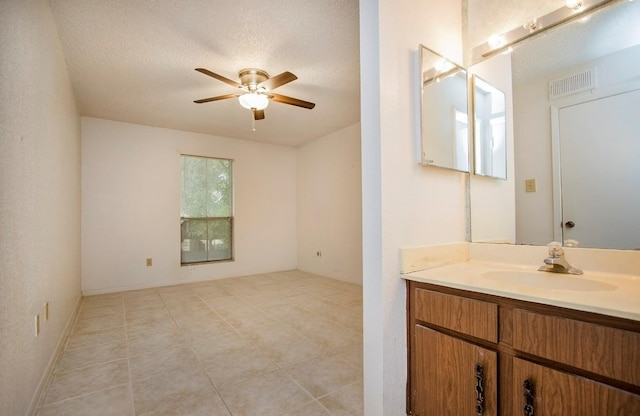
[179,154,234,265]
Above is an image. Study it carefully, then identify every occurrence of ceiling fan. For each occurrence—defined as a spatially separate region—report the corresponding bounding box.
[193,68,316,121]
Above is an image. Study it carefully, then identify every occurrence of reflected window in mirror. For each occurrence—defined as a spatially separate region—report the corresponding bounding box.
[472,75,507,180]
[420,45,470,173]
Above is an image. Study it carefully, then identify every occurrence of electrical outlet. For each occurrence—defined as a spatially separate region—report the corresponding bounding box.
[44,302,49,321]
[146,258,153,267]
[35,315,40,336]
[525,179,537,193]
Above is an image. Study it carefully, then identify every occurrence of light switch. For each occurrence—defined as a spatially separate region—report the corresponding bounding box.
[525,179,536,193]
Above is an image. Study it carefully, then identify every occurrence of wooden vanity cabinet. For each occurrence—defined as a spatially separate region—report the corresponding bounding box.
[407,280,640,416]
[509,309,640,415]
[409,286,499,415]
[512,357,640,415]
[413,325,498,415]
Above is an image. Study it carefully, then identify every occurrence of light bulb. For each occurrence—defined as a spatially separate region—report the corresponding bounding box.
[565,0,583,10]
[434,59,449,72]
[238,93,269,110]
[487,34,505,49]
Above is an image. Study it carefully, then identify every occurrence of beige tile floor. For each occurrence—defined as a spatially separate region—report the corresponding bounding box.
[36,270,363,416]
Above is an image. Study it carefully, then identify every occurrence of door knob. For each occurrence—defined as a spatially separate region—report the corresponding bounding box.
[565,221,575,228]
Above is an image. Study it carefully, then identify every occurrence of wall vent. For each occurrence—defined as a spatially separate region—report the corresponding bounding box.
[548,68,596,100]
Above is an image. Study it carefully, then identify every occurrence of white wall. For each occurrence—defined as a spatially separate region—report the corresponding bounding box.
[297,123,363,285]
[81,118,298,294]
[513,77,556,245]
[514,45,640,245]
[360,0,464,413]
[0,1,81,415]
[468,53,516,244]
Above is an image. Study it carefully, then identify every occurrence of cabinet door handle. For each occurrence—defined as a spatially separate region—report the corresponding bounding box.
[475,363,485,415]
[523,379,535,416]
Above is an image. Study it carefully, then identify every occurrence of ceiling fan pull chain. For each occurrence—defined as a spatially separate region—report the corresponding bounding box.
[251,111,257,132]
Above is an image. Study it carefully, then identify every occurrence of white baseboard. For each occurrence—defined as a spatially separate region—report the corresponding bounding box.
[81,271,294,296]
[25,295,82,416]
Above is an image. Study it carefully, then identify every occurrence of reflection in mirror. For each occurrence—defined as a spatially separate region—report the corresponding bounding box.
[467,0,640,250]
[419,45,469,172]
[467,53,515,245]
[553,87,640,249]
[468,0,617,63]
[472,75,507,179]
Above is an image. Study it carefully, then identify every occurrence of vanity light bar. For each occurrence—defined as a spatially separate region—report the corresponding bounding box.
[423,66,464,86]
[473,0,617,60]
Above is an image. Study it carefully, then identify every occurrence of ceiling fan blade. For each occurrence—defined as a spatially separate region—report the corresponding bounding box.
[195,68,242,88]
[259,71,297,91]
[194,93,239,104]
[269,93,316,109]
[253,109,265,120]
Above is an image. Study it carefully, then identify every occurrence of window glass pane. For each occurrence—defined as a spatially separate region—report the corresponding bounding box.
[181,157,207,217]
[206,158,232,217]
[207,218,232,261]
[180,218,208,263]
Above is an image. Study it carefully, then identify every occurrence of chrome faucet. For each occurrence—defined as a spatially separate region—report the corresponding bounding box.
[538,242,583,275]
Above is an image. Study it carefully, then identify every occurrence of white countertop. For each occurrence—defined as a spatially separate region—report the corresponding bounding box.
[403,261,640,322]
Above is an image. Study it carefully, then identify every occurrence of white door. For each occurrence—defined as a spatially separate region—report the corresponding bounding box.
[558,88,640,249]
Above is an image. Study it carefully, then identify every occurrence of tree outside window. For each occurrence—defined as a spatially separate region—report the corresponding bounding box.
[180,155,233,264]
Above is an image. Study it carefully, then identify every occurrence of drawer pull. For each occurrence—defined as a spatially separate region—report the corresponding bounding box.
[475,363,485,415]
[523,379,535,416]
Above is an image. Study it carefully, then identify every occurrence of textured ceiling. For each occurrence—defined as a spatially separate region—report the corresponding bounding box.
[464,0,640,79]
[511,0,640,84]
[466,0,560,51]
[49,0,360,147]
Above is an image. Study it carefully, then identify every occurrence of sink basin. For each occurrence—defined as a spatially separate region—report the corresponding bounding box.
[483,270,616,292]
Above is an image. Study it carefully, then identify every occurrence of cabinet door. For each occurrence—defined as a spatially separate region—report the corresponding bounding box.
[412,325,497,416]
[512,357,640,415]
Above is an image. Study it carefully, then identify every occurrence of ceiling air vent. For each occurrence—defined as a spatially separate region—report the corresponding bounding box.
[548,68,596,100]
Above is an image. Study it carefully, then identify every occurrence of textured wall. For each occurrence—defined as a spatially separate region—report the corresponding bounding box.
[297,123,363,285]
[0,1,81,415]
[81,118,298,294]
[360,0,465,413]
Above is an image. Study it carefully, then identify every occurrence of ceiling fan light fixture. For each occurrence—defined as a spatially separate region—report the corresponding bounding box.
[239,92,269,110]
[194,67,315,120]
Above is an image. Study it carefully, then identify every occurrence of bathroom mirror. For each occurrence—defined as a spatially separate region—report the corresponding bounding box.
[419,45,470,172]
[467,0,640,249]
[472,75,507,179]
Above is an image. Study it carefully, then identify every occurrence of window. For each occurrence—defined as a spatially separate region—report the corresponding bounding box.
[180,155,233,264]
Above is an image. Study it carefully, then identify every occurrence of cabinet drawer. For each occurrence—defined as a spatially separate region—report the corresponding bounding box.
[414,288,498,342]
[513,308,640,386]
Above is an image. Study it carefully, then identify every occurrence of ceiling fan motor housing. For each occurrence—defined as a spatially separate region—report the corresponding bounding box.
[239,68,269,92]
